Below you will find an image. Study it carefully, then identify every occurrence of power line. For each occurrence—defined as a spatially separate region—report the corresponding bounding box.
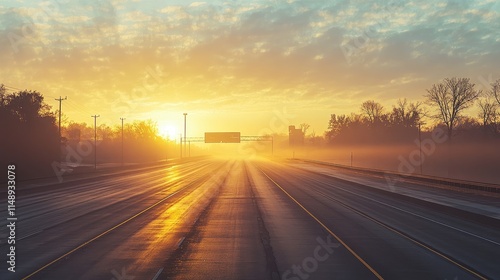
[66,99,92,115]
[63,100,92,122]
[2,84,23,92]
[63,99,105,127]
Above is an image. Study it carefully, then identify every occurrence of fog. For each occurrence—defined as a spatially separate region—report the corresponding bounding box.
[2,89,498,185]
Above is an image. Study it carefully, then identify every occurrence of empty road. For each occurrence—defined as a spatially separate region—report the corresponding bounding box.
[1,158,499,280]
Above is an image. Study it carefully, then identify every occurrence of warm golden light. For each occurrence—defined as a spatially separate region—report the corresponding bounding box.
[158,124,179,141]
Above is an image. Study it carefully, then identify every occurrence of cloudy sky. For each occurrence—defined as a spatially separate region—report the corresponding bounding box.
[1,0,499,138]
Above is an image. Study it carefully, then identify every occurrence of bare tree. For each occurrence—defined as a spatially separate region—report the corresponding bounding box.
[391,98,424,128]
[489,79,500,106]
[299,123,310,135]
[308,130,323,145]
[478,98,497,127]
[360,100,384,123]
[425,77,481,139]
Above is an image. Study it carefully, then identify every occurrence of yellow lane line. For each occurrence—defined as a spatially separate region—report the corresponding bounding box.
[259,168,384,280]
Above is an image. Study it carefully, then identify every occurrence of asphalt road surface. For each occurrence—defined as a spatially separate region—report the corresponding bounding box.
[1,158,499,280]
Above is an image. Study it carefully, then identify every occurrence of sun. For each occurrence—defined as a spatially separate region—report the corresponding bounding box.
[158,124,178,140]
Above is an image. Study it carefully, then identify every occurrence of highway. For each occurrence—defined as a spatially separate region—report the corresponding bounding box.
[1,158,499,280]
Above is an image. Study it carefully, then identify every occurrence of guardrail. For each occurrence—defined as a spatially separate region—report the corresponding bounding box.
[292,158,500,194]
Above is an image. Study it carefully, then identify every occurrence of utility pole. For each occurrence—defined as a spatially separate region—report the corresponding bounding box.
[92,115,100,170]
[120,117,125,166]
[183,113,187,157]
[55,96,67,139]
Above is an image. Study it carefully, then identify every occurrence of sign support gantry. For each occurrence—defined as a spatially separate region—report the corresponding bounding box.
[184,134,274,155]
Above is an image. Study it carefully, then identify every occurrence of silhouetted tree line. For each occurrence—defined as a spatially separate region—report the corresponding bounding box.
[326,99,424,145]
[1,85,59,177]
[1,85,177,178]
[326,78,500,145]
[62,120,174,164]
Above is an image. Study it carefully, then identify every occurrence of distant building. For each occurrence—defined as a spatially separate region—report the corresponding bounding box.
[289,125,304,146]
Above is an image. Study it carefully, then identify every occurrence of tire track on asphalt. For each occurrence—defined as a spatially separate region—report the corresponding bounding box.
[244,161,280,280]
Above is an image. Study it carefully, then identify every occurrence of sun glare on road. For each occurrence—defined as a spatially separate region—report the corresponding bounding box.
[2,0,500,279]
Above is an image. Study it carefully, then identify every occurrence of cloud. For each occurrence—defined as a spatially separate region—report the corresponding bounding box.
[1,0,499,132]
[189,2,206,8]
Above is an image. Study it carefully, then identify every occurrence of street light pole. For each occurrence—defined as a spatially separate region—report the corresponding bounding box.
[183,113,187,157]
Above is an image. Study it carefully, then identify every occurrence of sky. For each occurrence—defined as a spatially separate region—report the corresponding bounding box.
[1,0,499,139]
